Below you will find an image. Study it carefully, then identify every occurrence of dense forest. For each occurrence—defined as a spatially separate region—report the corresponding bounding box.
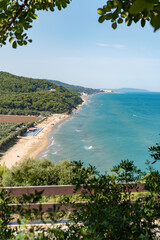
[0,72,83,115]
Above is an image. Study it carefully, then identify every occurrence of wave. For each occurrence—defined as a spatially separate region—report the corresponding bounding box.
[52,151,57,155]
[84,145,93,150]
[47,137,55,149]
[75,129,81,132]
[40,153,48,158]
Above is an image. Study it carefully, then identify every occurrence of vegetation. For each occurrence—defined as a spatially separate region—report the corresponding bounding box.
[0,159,160,239]
[0,71,82,116]
[0,121,35,151]
[47,79,103,95]
[0,71,58,93]
[98,0,160,31]
[0,123,17,141]
[60,160,160,239]
[149,143,160,164]
[2,159,77,186]
[0,0,159,48]
[0,0,72,48]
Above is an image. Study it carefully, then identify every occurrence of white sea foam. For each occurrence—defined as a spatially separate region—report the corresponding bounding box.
[84,145,93,150]
[52,151,57,155]
[75,129,81,132]
[47,138,55,149]
[40,153,48,158]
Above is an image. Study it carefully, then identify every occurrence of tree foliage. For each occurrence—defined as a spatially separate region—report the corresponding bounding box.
[0,71,82,115]
[2,158,77,186]
[98,0,160,31]
[48,79,103,95]
[0,0,159,48]
[0,122,34,151]
[0,0,72,47]
[1,159,160,239]
[149,142,160,164]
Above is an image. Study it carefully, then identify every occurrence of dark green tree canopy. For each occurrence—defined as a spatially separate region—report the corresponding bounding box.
[0,0,72,48]
[98,0,160,31]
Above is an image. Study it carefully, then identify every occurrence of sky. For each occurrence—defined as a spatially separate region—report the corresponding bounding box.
[1,0,160,91]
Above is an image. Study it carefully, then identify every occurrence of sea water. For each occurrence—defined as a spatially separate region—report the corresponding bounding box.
[38,92,160,173]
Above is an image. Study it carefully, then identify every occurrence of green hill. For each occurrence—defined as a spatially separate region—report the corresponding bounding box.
[0,72,82,116]
[44,79,103,95]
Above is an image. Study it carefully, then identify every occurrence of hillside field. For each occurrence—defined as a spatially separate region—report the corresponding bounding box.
[0,115,42,123]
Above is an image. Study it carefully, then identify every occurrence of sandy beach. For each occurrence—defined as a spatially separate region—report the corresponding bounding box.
[0,95,88,168]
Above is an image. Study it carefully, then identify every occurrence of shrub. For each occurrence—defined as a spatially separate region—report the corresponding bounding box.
[2,159,77,186]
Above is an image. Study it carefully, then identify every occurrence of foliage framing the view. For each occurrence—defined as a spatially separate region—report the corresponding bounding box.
[0,0,72,48]
[0,159,160,239]
[0,0,160,48]
[98,0,160,31]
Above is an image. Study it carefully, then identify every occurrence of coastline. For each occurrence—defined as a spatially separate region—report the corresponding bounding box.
[0,95,89,168]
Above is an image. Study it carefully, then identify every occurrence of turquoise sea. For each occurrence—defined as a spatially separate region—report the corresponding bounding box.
[38,92,160,173]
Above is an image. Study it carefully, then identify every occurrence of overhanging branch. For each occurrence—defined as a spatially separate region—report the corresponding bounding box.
[0,0,29,36]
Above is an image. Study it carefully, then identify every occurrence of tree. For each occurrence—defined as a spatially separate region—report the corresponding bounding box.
[2,158,77,186]
[149,142,160,164]
[65,161,157,239]
[0,0,160,49]
[0,0,72,48]
[97,0,160,31]
[0,159,160,239]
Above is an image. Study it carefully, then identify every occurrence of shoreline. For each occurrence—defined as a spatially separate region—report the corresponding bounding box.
[0,95,89,168]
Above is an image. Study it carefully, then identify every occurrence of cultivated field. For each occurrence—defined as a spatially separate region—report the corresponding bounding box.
[0,115,42,123]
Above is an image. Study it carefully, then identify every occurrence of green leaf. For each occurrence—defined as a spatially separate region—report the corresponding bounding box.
[112,22,117,29]
[129,0,154,14]
[9,37,14,44]
[12,41,17,49]
[32,14,38,19]
[141,18,146,27]
[17,41,23,46]
[118,18,123,24]
[97,8,104,15]
[150,13,160,31]
[121,12,128,18]
[134,13,141,23]
[98,15,106,23]
[127,18,132,26]
[105,13,113,20]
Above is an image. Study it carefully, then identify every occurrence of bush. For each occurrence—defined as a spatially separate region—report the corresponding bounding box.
[1,160,160,239]
[60,160,160,239]
[2,159,77,186]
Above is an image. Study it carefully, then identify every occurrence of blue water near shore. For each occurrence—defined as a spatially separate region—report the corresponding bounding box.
[38,92,160,173]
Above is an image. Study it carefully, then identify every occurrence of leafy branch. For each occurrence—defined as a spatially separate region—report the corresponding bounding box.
[0,0,72,48]
[97,0,160,31]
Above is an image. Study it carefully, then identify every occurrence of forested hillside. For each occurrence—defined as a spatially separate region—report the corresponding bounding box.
[0,72,82,115]
[45,79,103,95]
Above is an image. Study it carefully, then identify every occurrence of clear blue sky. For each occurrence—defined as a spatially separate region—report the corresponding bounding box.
[1,0,160,91]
